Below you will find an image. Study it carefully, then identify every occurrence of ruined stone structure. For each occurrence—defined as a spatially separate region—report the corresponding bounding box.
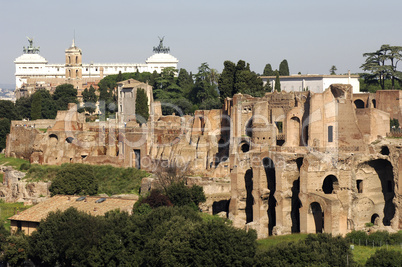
[5,82,402,238]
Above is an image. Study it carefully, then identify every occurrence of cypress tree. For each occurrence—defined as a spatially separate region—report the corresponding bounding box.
[31,92,42,120]
[279,59,290,76]
[263,64,274,76]
[218,61,236,103]
[135,88,149,124]
[275,73,281,92]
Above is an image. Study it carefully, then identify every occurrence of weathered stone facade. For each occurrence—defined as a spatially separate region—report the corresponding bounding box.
[5,83,402,238]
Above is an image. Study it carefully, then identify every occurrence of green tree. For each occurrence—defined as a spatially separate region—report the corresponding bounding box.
[365,248,402,267]
[218,60,236,103]
[135,88,149,124]
[15,97,32,120]
[274,72,281,92]
[82,85,98,113]
[31,91,42,120]
[29,207,108,266]
[190,63,219,106]
[53,84,78,110]
[330,65,337,75]
[233,60,265,97]
[0,118,10,151]
[0,100,18,121]
[1,234,29,266]
[279,59,290,76]
[361,45,402,89]
[49,164,98,196]
[165,182,206,209]
[263,64,275,76]
[116,71,124,82]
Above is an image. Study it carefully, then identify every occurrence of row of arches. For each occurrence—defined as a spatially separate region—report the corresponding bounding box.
[241,157,396,235]
[354,99,376,109]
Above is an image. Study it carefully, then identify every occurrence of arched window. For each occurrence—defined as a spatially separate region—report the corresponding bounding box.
[322,175,338,194]
[354,99,365,109]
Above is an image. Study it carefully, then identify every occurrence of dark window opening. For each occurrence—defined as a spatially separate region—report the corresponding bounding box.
[275,121,283,133]
[66,137,74,143]
[322,175,338,194]
[310,202,324,233]
[380,146,390,155]
[17,221,22,231]
[354,99,365,109]
[372,99,376,108]
[134,149,141,169]
[241,142,250,153]
[328,126,333,143]
[357,180,363,193]
[371,214,380,226]
[245,169,253,223]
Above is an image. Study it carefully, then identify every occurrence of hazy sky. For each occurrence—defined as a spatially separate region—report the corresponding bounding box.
[1,0,401,87]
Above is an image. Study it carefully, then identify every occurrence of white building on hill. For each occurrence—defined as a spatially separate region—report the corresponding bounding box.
[14,37,178,99]
[260,73,360,94]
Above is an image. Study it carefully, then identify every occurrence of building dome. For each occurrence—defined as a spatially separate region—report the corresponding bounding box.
[14,53,48,64]
[145,53,178,64]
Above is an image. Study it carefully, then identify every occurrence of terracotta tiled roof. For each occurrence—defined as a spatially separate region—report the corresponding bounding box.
[9,195,136,223]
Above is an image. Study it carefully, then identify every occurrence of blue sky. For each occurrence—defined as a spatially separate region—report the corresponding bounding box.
[1,0,401,87]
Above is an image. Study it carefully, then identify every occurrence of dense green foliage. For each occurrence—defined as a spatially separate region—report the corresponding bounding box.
[346,230,402,246]
[278,59,290,76]
[166,182,206,208]
[0,118,10,151]
[49,164,98,196]
[255,234,354,266]
[82,85,98,113]
[263,64,275,76]
[274,72,281,92]
[365,248,402,267]
[218,60,266,100]
[135,88,149,123]
[330,65,337,75]
[361,44,402,90]
[27,206,257,266]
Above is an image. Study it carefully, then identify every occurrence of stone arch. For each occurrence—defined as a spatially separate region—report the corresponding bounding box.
[371,213,380,226]
[245,169,253,223]
[212,200,229,216]
[291,177,301,233]
[245,118,253,137]
[263,157,276,235]
[65,137,74,144]
[240,140,250,153]
[309,202,324,233]
[372,99,376,108]
[368,159,395,226]
[354,99,365,109]
[49,134,58,141]
[322,175,339,194]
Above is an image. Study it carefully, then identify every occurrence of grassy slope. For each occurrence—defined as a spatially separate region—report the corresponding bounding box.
[0,201,32,231]
[0,155,149,196]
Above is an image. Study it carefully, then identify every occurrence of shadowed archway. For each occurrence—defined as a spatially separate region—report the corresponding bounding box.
[263,157,276,235]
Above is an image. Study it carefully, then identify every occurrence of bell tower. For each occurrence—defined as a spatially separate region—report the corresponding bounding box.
[65,39,82,94]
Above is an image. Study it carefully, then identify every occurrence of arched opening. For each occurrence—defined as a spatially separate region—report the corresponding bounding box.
[368,159,395,226]
[371,213,380,226]
[322,175,338,194]
[212,200,229,216]
[75,69,79,77]
[380,146,390,155]
[68,56,71,64]
[75,56,78,64]
[245,169,253,223]
[240,141,250,153]
[215,138,229,166]
[245,118,253,138]
[291,178,301,233]
[49,134,58,141]
[288,117,301,146]
[65,137,74,144]
[310,202,324,233]
[331,86,344,98]
[263,157,276,235]
[354,99,365,109]
[68,69,71,78]
[372,99,376,108]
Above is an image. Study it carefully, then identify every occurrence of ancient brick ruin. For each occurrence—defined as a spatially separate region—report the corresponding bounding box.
[5,83,402,238]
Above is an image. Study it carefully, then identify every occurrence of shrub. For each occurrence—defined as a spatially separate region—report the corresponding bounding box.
[367,231,390,245]
[389,231,402,245]
[49,164,97,196]
[346,230,368,243]
[365,248,402,267]
[19,162,31,171]
[166,182,206,208]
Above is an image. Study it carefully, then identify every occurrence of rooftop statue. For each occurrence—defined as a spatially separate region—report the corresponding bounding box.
[23,36,40,54]
[153,36,170,54]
